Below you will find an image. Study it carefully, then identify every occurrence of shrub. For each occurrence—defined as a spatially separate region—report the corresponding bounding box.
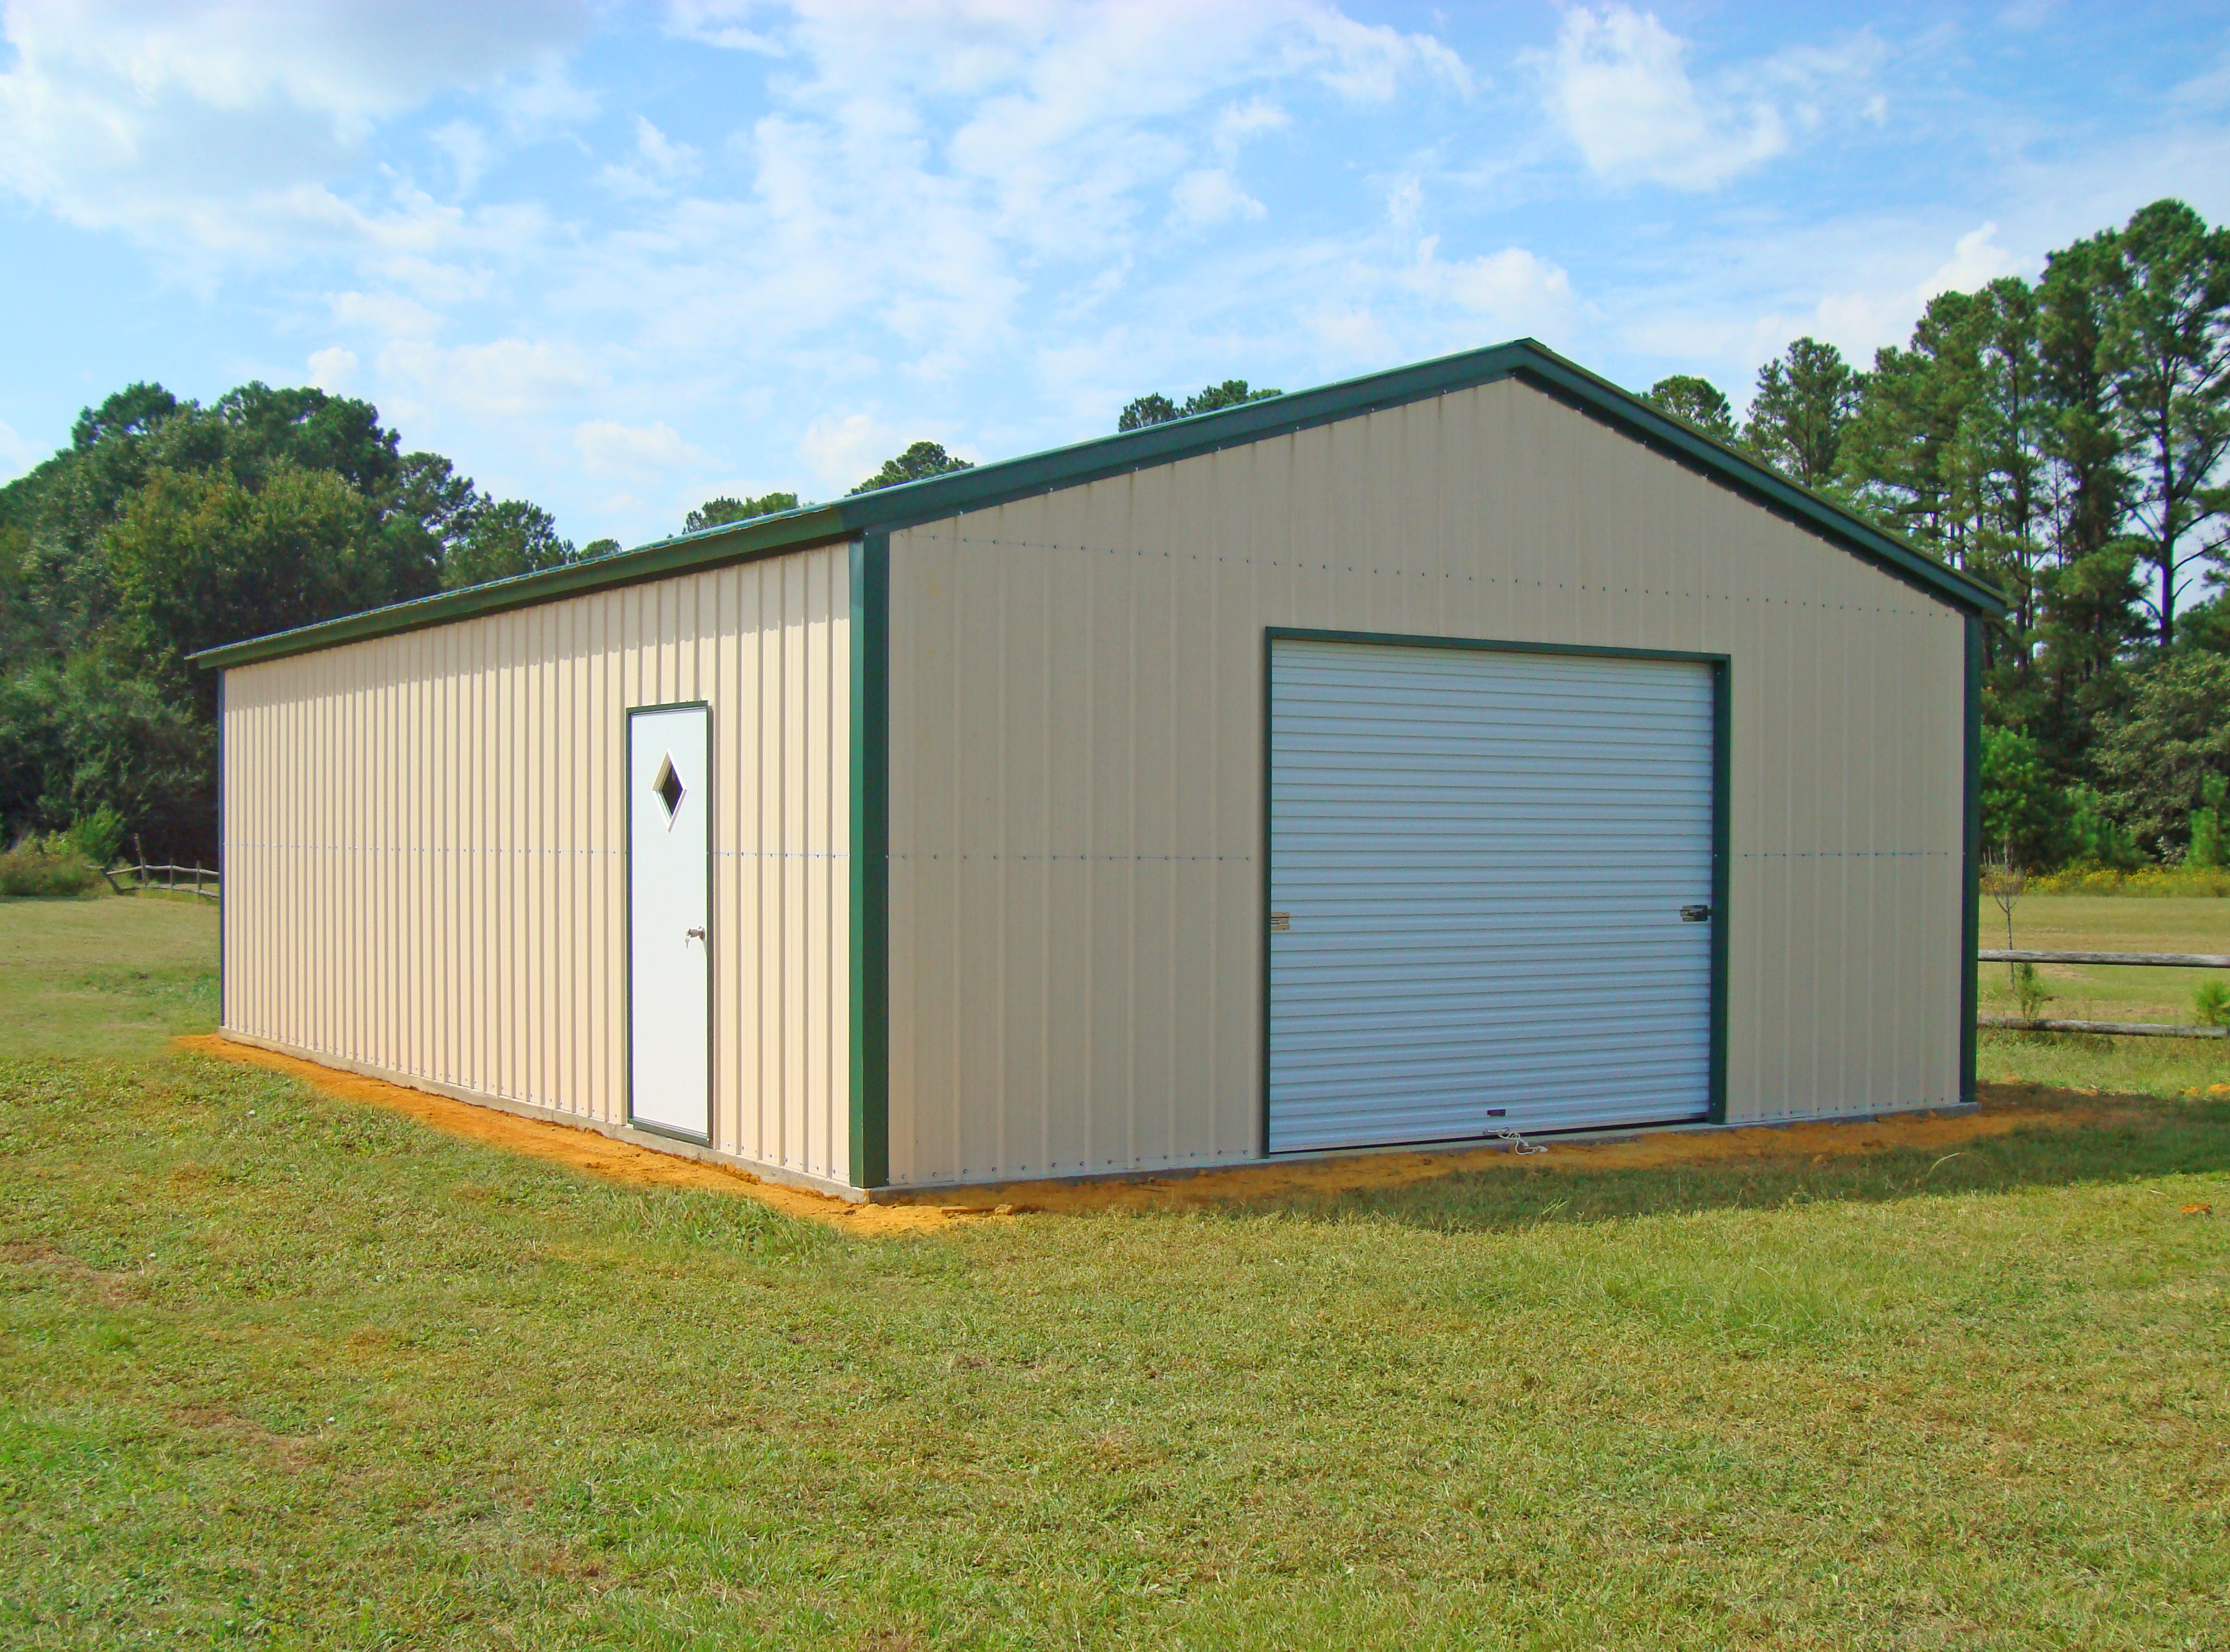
[67,805,126,870]
[2061,783,2145,870]
[2191,774,2226,870]
[0,835,102,897]
[2195,980,2230,1029]
[2027,861,2230,897]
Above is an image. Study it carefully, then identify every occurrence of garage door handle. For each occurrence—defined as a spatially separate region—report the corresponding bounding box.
[1680,905,1712,923]
[685,927,707,942]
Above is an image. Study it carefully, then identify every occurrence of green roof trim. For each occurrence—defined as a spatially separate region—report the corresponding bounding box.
[191,337,2005,671]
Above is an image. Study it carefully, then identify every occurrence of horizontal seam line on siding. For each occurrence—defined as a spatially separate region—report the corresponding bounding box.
[225,843,849,857]
[1736,850,1953,858]
[890,853,1253,862]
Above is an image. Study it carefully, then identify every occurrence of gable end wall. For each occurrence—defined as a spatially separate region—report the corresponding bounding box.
[883,377,1964,1187]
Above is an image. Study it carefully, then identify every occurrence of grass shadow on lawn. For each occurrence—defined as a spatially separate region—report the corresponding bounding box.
[1210,1091,2230,1236]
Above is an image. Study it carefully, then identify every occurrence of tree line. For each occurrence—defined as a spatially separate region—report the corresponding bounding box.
[0,384,619,864]
[5,196,2220,877]
[1646,198,2229,871]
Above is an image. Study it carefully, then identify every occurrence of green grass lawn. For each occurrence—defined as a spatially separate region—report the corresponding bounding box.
[0,892,220,1059]
[2,896,2227,1647]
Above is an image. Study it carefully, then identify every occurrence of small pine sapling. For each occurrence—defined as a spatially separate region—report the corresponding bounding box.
[2194,979,2230,1029]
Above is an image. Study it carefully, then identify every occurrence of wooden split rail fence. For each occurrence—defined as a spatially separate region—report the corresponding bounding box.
[69,874,2227,1036]
[1977,948,2230,1041]
[103,862,220,902]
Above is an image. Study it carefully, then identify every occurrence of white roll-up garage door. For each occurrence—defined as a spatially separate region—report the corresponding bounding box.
[1267,637,1717,1153]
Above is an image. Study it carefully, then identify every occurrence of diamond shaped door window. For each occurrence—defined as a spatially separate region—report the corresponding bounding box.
[652,753,686,825]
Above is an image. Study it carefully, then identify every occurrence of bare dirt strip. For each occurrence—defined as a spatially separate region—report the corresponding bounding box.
[176,1035,2185,1232]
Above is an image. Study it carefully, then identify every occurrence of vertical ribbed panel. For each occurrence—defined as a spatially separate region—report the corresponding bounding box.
[1266,640,1714,1152]
[886,376,1965,1188]
[219,546,851,1186]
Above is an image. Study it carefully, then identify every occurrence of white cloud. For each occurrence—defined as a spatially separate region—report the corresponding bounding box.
[600,113,702,196]
[330,288,443,339]
[1541,6,1786,190]
[430,120,492,194]
[1172,167,1265,226]
[369,253,492,306]
[1924,222,2022,296]
[379,337,605,420]
[1302,303,1398,366]
[488,58,599,135]
[0,0,593,249]
[1386,175,1423,229]
[662,0,786,55]
[1399,239,1576,342]
[1809,222,2027,357]
[1215,96,1290,150]
[1537,6,1887,194]
[572,418,710,481]
[306,346,358,390]
[798,410,920,497]
[1298,9,1470,102]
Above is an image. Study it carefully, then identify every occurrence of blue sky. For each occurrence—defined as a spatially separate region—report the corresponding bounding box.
[3,1,2228,549]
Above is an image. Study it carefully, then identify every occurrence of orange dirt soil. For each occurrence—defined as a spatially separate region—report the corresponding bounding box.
[176,1034,2165,1233]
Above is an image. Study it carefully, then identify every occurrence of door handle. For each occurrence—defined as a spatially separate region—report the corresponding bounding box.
[1679,905,1712,923]
[685,927,707,942]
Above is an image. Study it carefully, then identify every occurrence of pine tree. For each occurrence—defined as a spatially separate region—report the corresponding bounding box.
[1836,291,1987,562]
[1742,338,1859,487]
[1644,375,1739,442]
[2100,199,2230,648]
[2031,231,2145,775]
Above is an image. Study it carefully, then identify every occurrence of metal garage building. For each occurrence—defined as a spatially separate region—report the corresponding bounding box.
[197,339,2005,1199]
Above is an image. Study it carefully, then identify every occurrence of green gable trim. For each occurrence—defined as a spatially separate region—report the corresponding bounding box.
[192,338,2005,672]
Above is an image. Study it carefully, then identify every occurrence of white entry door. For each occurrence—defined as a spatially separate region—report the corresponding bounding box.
[628,704,711,1140]
[1267,639,1717,1153]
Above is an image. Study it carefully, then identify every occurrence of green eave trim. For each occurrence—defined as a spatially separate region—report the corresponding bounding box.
[193,338,2005,672]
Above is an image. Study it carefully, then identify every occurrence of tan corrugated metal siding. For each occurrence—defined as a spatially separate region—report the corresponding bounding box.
[220,546,852,1186]
[885,377,1963,1186]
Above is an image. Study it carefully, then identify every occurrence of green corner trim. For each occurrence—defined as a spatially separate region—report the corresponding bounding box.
[1960,616,1982,1105]
[849,534,891,1189]
[191,339,2004,673]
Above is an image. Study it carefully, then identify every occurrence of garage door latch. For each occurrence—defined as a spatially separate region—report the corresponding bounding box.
[1268,912,1290,931]
[1680,904,1712,923]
